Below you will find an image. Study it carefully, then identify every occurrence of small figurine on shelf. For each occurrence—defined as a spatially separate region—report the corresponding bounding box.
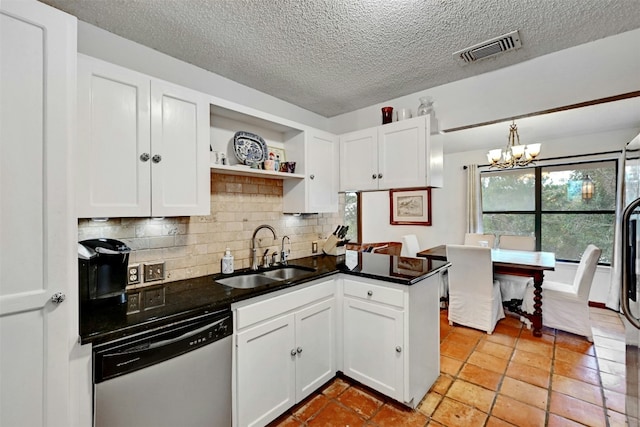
[274,154,280,172]
[417,96,434,117]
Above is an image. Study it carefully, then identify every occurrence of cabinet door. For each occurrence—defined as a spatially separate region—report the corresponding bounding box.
[77,55,152,217]
[150,80,210,216]
[377,117,426,190]
[339,128,378,191]
[343,297,404,401]
[295,299,335,400]
[236,315,296,427]
[307,131,338,212]
[1,1,74,425]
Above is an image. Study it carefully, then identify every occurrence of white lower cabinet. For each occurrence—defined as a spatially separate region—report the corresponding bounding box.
[234,279,336,427]
[343,296,404,401]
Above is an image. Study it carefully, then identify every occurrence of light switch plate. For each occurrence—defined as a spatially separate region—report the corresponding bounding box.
[144,262,164,282]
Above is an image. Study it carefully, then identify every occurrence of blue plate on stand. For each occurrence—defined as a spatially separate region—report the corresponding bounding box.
[233,131,267,166]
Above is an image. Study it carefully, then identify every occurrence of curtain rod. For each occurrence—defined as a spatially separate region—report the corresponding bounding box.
[462,149,622,169]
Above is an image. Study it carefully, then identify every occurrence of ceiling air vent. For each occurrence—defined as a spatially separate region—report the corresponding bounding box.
[453,30,522,64]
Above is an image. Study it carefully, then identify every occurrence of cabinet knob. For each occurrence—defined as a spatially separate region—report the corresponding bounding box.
[367,290,373,296]
[309,174,315,180]
[51,292,66,304]
[152,154,162,163]
[296,347,302,354]
[291,349,297,356]
[396,346,402,353]
[140,153,150,162]
[378,173,383,179]
[372,174,377,179]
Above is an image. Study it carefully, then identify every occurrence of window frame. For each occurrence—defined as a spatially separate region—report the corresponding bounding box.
[481,159,617,265]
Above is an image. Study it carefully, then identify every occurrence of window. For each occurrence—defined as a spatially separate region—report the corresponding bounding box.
[343,192,360,243]
[481,160,616,263]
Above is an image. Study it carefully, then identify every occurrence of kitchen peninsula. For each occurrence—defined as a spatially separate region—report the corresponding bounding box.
[80,251,448,427]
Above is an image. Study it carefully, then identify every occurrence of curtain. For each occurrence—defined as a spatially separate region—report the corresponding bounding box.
[606,151,626,311]
[466,164,483,233]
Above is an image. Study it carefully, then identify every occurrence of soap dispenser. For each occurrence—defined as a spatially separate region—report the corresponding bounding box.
[221,248,234,274]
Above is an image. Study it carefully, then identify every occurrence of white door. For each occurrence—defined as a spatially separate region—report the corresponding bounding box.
[236,315,296,427]
[295,299,335,400]
[377,116,426,190]
[0,1,75,426]
[339,128,378,191]
[307,131,338,213]
[343,297,404,401]
[77,55,152,217]
[150,80,210,216]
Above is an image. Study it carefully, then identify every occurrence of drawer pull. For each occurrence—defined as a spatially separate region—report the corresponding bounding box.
[367,290,373,296]
[396,346,402,353]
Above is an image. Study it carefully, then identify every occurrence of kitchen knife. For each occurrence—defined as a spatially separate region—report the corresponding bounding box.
[333,225,341,236]
[339,226,349,239]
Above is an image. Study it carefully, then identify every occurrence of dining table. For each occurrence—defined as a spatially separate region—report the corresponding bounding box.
[416,244,556,337]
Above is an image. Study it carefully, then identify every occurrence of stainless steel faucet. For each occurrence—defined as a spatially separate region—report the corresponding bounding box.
[281,235,291,265]
[251,224,276,270]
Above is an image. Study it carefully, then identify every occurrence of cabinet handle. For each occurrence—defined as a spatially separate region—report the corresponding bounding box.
[367,290,373,296]
[378,173,383,179]
[152,154,162,163]
[309,174,315,180]
[51,292,66,304]
[140,153,150,162]
[290,349,297,356]
[372,174,377,179]
[296,347,302,354]
[396,346,402,353]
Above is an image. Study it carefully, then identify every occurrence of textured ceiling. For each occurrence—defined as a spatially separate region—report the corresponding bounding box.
[39,0,640,118]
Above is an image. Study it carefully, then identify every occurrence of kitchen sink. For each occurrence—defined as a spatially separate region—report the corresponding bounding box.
[215,265,316,289]
[260,266,315,280]
[215,274,277,289]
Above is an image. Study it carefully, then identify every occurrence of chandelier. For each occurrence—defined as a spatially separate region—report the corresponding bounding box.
[487,121,541,169]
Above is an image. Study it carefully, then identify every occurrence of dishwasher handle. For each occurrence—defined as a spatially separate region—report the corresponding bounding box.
[123,316,230,354]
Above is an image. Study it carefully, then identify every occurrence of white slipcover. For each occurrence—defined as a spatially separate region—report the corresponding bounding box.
[464,233,496,248]
[522,244,601,341]
[495,235,536,302]
[401,234,421,257]
[446,245,505,334]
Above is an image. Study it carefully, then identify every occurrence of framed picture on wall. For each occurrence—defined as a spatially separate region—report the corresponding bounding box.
[389,187,432,226]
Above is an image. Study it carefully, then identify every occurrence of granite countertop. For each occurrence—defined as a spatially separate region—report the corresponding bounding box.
[80,251,449,345]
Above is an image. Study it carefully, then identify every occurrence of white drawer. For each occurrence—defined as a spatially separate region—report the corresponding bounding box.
[235,279,335,330]
[343,278,405,308]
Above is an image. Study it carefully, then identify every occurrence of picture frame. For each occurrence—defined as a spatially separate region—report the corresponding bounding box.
[389,187,432,226]
[267,146,286,162]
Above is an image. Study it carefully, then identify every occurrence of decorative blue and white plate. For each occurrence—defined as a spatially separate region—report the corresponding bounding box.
[233,131,267,165]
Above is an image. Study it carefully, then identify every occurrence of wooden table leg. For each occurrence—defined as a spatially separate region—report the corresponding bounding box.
[529,270,544,337]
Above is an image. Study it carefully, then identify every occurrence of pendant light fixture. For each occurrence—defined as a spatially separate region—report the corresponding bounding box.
[487,121,541,169]
[582,175,594,201]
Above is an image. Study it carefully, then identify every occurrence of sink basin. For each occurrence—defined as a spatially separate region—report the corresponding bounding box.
[215,265,316,289]
[215,274,277,289]
[260,266,315,281]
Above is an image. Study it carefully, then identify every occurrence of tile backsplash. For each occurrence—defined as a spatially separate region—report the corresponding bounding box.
[78,173,344,287]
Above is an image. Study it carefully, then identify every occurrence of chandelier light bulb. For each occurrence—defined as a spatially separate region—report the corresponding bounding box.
[487,121,541,169]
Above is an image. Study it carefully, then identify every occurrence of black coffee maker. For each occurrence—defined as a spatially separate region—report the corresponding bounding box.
[78,238,131,306]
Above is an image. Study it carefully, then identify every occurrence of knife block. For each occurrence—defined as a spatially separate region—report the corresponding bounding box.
[323,235,345,256]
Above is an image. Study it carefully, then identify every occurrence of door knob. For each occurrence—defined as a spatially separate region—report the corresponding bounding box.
[51,292,66,304]
[378,173,383,179]
[152,154,162,163]
[296,347,302,354]
[290,349,297,356]
[310,174,315,180]
[372,174,377,179]
[395,346,402,353]
[140,153,150,162]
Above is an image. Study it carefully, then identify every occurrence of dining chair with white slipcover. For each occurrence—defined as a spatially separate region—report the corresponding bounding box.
[521,244,601,341]
[498,235,536,251]
[446,244,505,334]
[464,233,496,248]
[495,235,536,303]
[401,234,421,257]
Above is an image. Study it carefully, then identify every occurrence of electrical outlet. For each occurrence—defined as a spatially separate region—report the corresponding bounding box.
[126,292,141,314]
[312,241,318,253]
[128,264,141,285]
[144,262,165,282]
[144,287,165,310]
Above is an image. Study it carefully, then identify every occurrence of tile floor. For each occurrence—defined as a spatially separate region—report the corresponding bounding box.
[268,307,627,427]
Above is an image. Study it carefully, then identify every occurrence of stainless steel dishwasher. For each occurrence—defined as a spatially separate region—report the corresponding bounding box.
[93,309,232,427]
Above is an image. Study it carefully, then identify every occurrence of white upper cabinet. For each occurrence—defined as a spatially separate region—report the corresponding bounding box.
[77,55,210,217]
[339,116,443,191]
[210,104,338,213]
